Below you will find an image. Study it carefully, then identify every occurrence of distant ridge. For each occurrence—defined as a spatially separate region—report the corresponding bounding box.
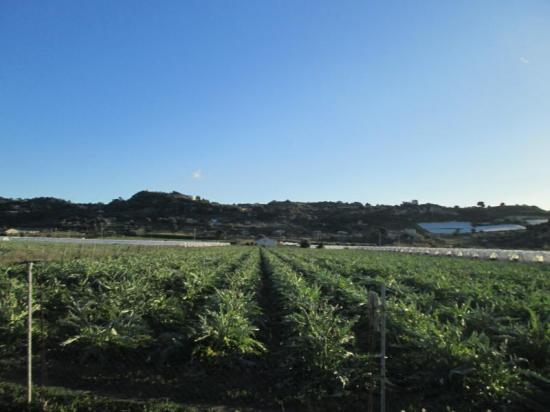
[1,191,548,249]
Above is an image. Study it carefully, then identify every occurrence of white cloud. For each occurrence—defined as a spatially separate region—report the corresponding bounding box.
[520,56,530,64]
[192,169,202,180]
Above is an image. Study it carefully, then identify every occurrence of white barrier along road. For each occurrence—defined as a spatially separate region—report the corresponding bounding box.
[325,244,549,264]
[5,236,231,248]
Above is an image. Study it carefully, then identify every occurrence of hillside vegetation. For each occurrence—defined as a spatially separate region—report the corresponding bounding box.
[1,191,548,248]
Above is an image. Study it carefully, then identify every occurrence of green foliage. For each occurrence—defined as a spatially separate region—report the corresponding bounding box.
[263,252,361,397]
[0,243,549,410]
[277,247,550,409]
[195,289,265,360]
[299,239,310,248]
[0,267,27,356]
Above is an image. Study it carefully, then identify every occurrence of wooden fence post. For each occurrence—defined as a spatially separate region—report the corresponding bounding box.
[27,262,33,405]
[380,283,386,412]
[40,274,47,387]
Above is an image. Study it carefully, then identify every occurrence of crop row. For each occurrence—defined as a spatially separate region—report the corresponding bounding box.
[1,244,548,410]
[194,250,265,361]
[0,247,249,366]
[261,250,372,400]
[276,248,550,410]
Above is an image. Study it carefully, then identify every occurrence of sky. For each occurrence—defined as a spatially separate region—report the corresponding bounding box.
[1,0,549,209]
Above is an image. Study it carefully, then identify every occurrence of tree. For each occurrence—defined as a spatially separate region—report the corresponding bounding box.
[168,217,178,232]
[477,201,486,208]
[300,239,310,248]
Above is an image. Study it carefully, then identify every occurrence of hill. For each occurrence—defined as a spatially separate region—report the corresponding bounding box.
[1,191,548,248]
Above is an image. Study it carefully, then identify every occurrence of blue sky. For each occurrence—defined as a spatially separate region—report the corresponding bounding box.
[1,1,549,209]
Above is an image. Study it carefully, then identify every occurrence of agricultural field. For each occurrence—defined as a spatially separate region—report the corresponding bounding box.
[0,242,549,411]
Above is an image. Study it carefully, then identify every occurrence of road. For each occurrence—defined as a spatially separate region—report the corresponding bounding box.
[3,236,231,248]
[325,244,548,264]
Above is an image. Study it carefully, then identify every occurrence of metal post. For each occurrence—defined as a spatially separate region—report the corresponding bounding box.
[27,262,33,405]
[380,283,386,412]
[40,277,47,387]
